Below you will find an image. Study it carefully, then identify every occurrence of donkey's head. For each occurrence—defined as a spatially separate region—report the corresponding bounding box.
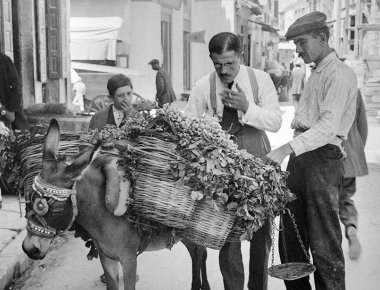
[22,119,100,260]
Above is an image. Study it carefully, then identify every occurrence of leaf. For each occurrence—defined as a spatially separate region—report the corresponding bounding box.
[220,192,229,204]
[244,204,255,221]
[206,158,218,173]
[227,202,239,211]
[190,191,204,201]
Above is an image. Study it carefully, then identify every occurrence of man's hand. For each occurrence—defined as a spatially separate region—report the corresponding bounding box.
[265,143,294,166]
[221,83,249,113]
[119,100,132,115]
[0,108,15,123]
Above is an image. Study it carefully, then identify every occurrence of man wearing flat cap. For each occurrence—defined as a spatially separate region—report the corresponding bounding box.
[148,59,177,108]
[265,11,358,290]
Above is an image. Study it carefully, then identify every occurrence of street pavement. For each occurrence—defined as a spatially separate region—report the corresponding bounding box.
[1,105,380,289]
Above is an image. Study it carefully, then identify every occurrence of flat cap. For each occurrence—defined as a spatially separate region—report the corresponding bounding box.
[285,11,327,40]
[148,59,159,65]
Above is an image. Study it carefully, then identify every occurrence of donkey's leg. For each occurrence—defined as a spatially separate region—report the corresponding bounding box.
[99,252,119,290]
[120,252,137,290]
[198,246,210,290]
[182,239,203,290]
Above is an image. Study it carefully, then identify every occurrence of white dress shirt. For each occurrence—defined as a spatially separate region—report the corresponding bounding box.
[184,65,282,133]
[112,106,124,127]
[289,52,358,156]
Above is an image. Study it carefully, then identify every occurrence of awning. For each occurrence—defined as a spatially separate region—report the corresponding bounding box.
[236,0,262,16]
[160,0,183,10]
[71,62,144,77]
[70,17,123,61]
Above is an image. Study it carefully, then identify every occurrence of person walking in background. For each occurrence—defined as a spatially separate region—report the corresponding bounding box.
[148,59,176,108]
[340,89,368,260]
[265,12,358,290]
[184,32,282,290]
[290,62,305,109]
[71,68,86,112]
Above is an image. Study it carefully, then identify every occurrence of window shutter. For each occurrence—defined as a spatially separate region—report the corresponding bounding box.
[36,0,47,82]
[46,0,61,79]
[60,0,68,78]
[1,0,14,59]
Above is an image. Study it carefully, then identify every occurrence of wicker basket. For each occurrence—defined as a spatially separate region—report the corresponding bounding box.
[20,140,80,197]
[180,199,236,250]
[132,136,197,229]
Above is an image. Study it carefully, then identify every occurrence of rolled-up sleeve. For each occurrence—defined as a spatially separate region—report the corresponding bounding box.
[289,76,357,156]
[241,73,283,133]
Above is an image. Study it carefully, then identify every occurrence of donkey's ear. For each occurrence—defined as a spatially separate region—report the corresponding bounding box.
[65,141,102,179]
[43,119,60,161]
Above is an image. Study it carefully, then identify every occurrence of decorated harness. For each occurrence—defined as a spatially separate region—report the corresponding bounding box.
[26,174,79,238]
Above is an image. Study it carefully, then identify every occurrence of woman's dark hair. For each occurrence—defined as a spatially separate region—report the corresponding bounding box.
[107,74,133,97]
[208,32,242,55]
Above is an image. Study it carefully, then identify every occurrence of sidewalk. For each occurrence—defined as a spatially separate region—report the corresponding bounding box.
[0,195,32,290]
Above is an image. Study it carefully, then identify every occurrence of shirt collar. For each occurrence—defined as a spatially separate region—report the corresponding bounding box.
[112,105,124,118]
[313,51,337,73]
[228,65,243,88]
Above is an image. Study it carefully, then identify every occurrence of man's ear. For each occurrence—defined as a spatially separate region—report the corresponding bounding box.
[239,52,245,64]
[319,32,327,42]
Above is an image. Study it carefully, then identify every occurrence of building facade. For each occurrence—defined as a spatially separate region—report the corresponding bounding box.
[1,0,281,110]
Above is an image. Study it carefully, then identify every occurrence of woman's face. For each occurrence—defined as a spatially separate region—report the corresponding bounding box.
[112,85,133,111]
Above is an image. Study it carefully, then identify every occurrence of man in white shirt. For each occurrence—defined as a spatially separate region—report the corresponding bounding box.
[266,12,358,290]
[184,32,282,290]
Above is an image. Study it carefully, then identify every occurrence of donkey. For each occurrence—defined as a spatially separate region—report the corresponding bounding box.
[22,119,210,290]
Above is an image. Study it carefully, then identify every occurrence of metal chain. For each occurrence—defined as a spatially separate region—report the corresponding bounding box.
[287,209,311,262]
[271,209,312,266]
[280,213,289,263]
[270,217,276,267]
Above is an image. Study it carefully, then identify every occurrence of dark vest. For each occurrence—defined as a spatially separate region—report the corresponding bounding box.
[209,68,271,158]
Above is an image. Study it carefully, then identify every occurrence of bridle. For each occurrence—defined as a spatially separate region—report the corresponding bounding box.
[26,174,79,238]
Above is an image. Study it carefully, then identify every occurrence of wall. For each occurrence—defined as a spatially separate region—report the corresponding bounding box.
[129,1,161,100]
[70,0,155,100]
[171,7,184,94]
[190,0,235,86]
[71,0,130,45]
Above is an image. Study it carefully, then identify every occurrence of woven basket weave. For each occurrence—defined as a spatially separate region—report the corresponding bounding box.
[132,136,197,229]
[180,199,236,250]
[20,140,80,197]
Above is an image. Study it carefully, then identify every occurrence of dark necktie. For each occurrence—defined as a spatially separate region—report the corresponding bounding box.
[220,82,242,135]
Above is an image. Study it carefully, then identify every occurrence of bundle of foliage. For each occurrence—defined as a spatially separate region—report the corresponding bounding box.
[161,106,294,238]
[0,125,80,196]
[80,105,294,238]
[0,130,22,194]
